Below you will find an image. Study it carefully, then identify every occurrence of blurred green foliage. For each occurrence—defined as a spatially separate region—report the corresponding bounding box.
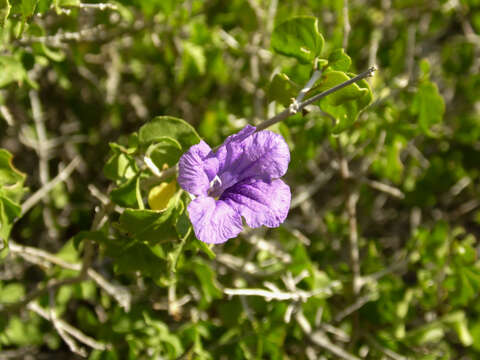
[1,0,480,359]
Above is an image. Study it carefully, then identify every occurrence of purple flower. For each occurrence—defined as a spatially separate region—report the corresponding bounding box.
[178,125,291,244]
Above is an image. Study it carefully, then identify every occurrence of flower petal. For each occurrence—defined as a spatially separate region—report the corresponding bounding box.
[214,125,290,190]
[222,178,291,228]
[178,141,219,196]
[187,196,243,244]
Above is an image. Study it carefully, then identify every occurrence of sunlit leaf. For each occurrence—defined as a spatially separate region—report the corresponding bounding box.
[271,16,325,64]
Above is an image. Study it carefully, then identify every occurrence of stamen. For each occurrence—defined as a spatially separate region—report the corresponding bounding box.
[208,175,223,199]
[209,175,222,188]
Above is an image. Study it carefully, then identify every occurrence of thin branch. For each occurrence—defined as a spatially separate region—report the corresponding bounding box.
[29,89,58,237]
[79,2,117,10]
[8,240,131,311]
[337,138,361,295]
[0,104,14,126]
[0,276,83,313]
[360,258,408,285]
[295,70,322,104]
[21,156,81,215]
[363,179,405,199]
[19,25,106,46]
[295,311,360,360]
[256,67,376,131]
[334,293,377,323]
[291,169,334,208]
[347,190,361,294]
[224,282,340,301]
[364,334,407,360]
[49,289,86,357]
[29,90,49,186]
[28,302,110,352]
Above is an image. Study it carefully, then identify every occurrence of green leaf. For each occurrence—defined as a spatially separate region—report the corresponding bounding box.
[0,0,11,27]
[146,137,183,168]
[103,143,138,182]
[139,116,201,151]
[271,16,325,64]
[0,195,21,242]
[267,73,300,107]
[54,0,79,13]
[0,55,27,88]
[0,149,26,195]
[411,80,445,135]
[36,0,52,13]
[442,311,473,346]
[110,175,141,208]
[328,49,351,71]
[0,283,25,303]
[21,0,37,20]
[37,43,65,62]
[100,235,167,280]
[314,73,372,134]
[314,71,368,106]
[0,149,27,247]
[118,207,176,244]
[177,41,206,83]
[187,258,222,306]
[72,230,107,249]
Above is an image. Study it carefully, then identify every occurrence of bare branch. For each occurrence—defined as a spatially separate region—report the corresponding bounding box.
[224,282,340,302]
[364,334,407,360]
[295,311,360,360]
[347,190,361,295]
[28,302,111,352]
[334,293,377,323]
[79,2,117,10]
[0,104,14,126]
[8,240,131,311]
[21,156,81,215]
[256,67,376,131]
[364,179,405,199]
[49,290,87,357]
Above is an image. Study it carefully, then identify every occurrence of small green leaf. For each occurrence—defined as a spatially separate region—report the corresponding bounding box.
[0,195,21,241]
[54,0,79,13]
[312,72,372,134]
[100,235,167,279]
[177,41,206,83]
[72,230,107,249]
[0,149,27,246]
[328,49,352,71]
[0,55,27,88]
[103,143,138,181]
[139,116,201,151]
[118,207,176,244]
[38,43,65,62]
[411,80,445,135]
[267,73,301,106]
[0,283,25,303]
[146,137,183,168]
[21,0,37,20]
[314,71,368,106]
[187,258,222,306]
[110,175,141,208]
[193,239,216,260]
[442,311,473,346]
[271,16,325,64]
